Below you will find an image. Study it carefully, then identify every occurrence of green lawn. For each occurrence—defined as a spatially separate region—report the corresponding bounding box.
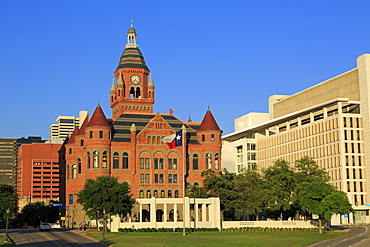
[88,231,344,247]
[0,236,13,247]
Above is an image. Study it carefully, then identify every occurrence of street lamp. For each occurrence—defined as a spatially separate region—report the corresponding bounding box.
[5,208,9,242]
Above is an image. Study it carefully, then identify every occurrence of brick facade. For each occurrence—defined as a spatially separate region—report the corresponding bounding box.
[17,143,62,208]
[60,24,222,224]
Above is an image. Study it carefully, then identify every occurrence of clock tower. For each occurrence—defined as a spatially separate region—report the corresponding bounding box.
[110,23,155,121]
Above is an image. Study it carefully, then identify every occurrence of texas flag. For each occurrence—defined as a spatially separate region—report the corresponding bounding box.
[162,130,183,149]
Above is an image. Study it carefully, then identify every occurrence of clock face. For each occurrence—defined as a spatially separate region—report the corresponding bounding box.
[131,75,140,84]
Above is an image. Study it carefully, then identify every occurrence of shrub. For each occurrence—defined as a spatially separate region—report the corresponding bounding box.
[98,226,110,232]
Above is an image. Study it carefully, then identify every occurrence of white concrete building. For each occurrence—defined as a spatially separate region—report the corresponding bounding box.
[222,54,370,224]
[49,110,88,143]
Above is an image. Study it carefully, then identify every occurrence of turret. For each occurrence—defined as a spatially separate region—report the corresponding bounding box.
[197,108,222,143]
[111,22,154,120]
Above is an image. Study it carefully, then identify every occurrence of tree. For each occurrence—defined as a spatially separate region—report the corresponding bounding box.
[0,184,18,223]
[201,169,238,220]
[77,176,135,238]
[294,156,330,183]
[295,181,353,234]
[292,156,331,219]
[188,185,209,198]
[18,202,59,227]
[263,160,296,220]
[232,169,267,220]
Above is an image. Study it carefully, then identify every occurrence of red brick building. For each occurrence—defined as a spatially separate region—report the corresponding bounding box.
[61,24,222,223]
[17,143,62,209]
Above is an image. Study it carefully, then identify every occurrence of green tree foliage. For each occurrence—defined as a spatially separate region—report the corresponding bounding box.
[18,202,59,227]
[0,184,18,222]
[190,157,352,226]
[294,156,330,183]
[263,160,296,220]
[291,156,331,219]
[200,169,238,219]
[295,181,353,234]
[232,169,267,220]
[188,185,209,198]
[77,176,135,237]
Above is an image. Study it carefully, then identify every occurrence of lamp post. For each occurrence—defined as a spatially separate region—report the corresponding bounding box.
[5,208,9,242]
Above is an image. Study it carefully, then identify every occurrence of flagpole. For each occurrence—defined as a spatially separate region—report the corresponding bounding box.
[182,125,186,236]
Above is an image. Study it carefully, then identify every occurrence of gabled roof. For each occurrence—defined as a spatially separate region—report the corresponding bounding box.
[198,109,221,131]
[87,105,110,127]
[66,128,78,144]
[77,115,90,135]
[112,113,199,144]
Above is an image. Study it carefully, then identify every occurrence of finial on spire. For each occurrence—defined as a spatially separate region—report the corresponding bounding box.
[126,20,138,48]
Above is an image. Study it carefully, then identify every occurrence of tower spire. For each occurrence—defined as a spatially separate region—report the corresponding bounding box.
[126,20,137,48]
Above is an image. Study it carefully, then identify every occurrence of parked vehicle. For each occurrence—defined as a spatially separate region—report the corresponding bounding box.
[39,222,51,231]
[50,223,61,229]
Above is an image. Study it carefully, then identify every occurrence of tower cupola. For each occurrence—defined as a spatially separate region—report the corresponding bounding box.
[111,22,154,120]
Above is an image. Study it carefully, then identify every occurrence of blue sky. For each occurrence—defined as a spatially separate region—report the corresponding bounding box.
[1,1,370,139]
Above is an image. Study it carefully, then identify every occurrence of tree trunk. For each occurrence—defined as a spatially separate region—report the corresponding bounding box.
[255,210,259,221]
[102,219,106,239]
[295,210,300,220]
[318,214,323,234]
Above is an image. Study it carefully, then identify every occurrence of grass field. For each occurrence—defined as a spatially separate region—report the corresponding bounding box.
[87,231,345,247]
[0,236,13,247]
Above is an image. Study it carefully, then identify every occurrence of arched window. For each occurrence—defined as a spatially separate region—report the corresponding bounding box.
[93,151,99,168]
[147,190,151,198]
[72,165,76,179]
[102,151,107,168]
[130,87,135,98]
[136,87,141,98]
[168,154,178,170]
[193,154,198,170]
[214,153,219,170]
[139,190,144,198]
[140,151,150,170]
[77,158,82,174]
[168,190,172,198]
[113,152,119,169]
[154,190,158,198]
[206,153,212,170]
[154,152,164,170]
[161,190,165,198]
[175,190,179,198]
[194,182,199,187]
[123,152,129,169]
[87,152,91,169]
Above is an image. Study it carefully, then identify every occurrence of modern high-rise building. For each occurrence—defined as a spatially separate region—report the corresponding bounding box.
[49,111,88,143]
[17,143,62,209]
[222,54,370,224]
[0,137,45,186]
